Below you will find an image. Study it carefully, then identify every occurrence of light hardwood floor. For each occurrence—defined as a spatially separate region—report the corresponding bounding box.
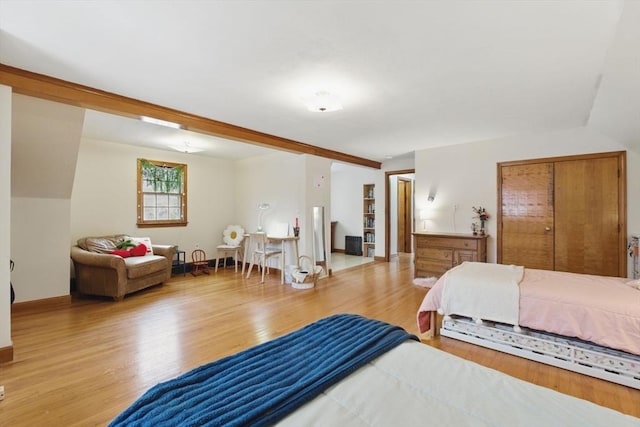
[2,255,639,426]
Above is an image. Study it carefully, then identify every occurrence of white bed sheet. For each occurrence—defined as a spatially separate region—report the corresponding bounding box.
[278,341,638,426]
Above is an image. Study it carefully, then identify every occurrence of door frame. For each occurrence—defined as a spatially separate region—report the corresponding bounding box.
[397,177,413,254]
[385,169,415,262]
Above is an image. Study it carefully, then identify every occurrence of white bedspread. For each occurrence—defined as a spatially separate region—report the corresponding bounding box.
[441,262,524,326]
[277,341,638,426]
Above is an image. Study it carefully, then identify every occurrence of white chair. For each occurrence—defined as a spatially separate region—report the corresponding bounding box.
[215,225,245,273]
[245,232,281,283]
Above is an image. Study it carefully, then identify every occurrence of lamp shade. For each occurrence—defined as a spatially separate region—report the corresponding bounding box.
[257,203,270,231]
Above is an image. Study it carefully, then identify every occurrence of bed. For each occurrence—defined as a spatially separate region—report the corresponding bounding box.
[110,314,638,426]
[417,262,640,388]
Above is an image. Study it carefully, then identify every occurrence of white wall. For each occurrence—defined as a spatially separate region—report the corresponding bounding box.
[71,138,237,261]
[235,151,305,267]
[414,127,638,271]
[0,85,12,350]
[303,155,332,270]
[10,96,84,302]
[11,198,71,301]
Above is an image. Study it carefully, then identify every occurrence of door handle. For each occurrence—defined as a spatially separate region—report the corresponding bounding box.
[545,226,552,231]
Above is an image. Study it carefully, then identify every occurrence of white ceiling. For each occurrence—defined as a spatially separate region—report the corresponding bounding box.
[0,1,630,163]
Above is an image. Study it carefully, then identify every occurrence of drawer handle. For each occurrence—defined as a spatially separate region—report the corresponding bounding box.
[464,242,469,247]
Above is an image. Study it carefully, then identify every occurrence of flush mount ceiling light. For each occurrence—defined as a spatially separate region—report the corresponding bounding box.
[169,141,203,154]
[140,116,183,129]
[303,91,343,113]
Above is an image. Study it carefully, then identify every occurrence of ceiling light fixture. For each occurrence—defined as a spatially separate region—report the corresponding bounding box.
[304,91,343,113]
[169,141,203,154]
[140,116,183,129]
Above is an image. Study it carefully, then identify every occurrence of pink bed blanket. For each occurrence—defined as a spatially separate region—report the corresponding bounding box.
[417,267,640,356]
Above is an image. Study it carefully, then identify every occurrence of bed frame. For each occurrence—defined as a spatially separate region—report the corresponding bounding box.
[439,315,640,389]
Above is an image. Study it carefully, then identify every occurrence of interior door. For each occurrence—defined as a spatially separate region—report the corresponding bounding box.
[554,157,620,275]
[499,163,554,270]
[397,178,412,253]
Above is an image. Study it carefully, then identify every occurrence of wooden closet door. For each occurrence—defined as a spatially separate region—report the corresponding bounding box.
[554,157,620,276]
[500,163,554,270]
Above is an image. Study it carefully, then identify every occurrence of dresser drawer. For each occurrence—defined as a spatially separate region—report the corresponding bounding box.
[455,250,479,264]
[416,259,452,275]
[416,237,478,251]
[416,247,452,262]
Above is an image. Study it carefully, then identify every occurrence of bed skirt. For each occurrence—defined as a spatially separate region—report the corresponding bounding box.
[441,316,640,389]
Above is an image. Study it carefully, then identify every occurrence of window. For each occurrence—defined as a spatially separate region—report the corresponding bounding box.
[137,159,187,227]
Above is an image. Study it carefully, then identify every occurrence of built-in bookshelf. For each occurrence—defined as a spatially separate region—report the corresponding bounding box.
[363,184,375,257]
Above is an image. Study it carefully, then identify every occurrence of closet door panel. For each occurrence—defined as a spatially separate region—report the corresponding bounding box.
[554,157,620,276]
[500,163,554,270]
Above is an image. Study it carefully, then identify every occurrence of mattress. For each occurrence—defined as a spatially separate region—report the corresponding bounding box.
[278,340,638,426]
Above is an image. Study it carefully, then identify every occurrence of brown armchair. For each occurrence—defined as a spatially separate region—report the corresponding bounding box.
[71,234,177,301]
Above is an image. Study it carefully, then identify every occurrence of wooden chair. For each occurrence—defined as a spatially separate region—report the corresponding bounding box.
[245,232,281,283]
[215,225,245,273]
[191,249,210,276]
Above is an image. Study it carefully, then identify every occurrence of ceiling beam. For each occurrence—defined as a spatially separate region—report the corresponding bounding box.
[0,63,381,169]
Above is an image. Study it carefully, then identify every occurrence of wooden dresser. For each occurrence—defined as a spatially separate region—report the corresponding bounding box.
[413,232,488,278]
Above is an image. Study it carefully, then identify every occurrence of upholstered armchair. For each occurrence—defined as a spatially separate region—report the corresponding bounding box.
[71,234,177,301]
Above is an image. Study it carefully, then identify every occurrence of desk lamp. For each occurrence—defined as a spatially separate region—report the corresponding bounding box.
[257,203,270,231]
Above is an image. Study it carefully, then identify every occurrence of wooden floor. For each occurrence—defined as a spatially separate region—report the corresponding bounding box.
[2,255,639,426]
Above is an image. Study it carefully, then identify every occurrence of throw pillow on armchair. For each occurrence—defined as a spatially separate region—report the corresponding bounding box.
[129,243,148,257]
[110,243,147,258]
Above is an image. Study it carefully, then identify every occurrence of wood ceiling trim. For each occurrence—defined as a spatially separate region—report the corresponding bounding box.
[0,63,381,169]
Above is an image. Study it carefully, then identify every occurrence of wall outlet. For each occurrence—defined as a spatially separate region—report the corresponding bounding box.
[453,204,458,211]
[0,385,5,401]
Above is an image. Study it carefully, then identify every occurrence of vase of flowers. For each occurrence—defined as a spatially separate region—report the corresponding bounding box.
[472,206,489,235]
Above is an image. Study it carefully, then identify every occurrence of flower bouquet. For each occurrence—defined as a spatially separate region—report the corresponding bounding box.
[472,206,489,235]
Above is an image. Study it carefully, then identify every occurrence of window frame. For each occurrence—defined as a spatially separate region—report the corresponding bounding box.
[137,158,188,228]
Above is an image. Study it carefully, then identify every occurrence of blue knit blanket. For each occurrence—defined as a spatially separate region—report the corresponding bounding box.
[110,314,417,426]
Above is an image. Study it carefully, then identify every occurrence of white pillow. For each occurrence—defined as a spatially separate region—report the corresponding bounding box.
[625,279,640,290]
[131,237,154,256]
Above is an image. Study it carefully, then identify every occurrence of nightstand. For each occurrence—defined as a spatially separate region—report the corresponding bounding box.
[172,249,186,276]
